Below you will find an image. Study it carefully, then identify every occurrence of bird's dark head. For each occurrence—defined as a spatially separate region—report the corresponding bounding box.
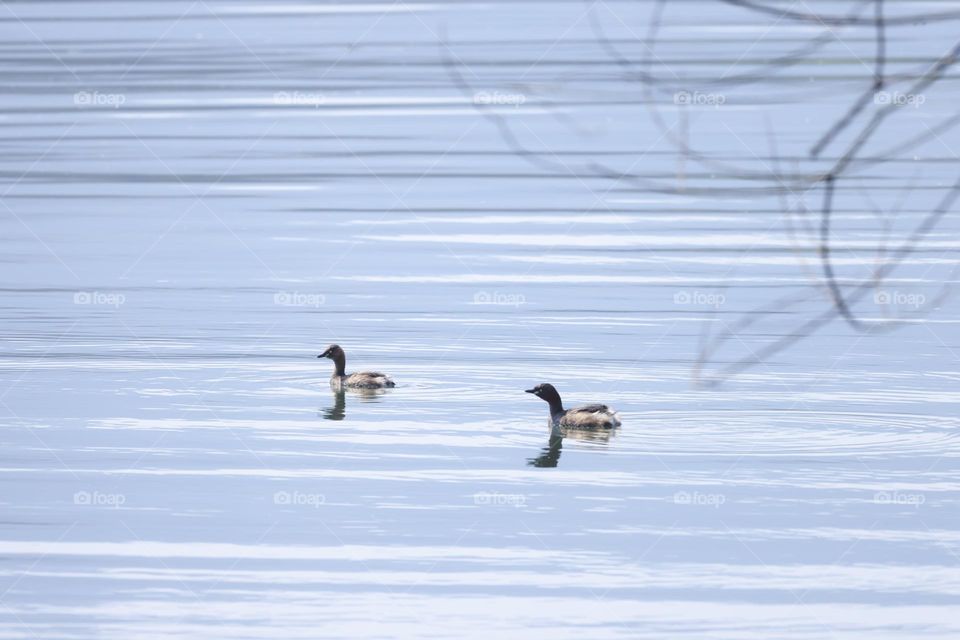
[318,344,344,360]
[525,383,562,407]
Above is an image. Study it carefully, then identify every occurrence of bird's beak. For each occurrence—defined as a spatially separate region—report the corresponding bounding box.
[525,388,536,394]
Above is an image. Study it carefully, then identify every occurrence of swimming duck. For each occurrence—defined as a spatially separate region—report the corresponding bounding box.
[318,344,395,389]
[525,383,621,429]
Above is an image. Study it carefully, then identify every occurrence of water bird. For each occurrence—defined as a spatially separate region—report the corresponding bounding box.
[318,344,395,389]
[525,383,621,429]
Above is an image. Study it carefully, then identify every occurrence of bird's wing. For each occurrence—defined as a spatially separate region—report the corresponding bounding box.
[568,403,610,415]
[560,404,620,429]
[346,371,395,387]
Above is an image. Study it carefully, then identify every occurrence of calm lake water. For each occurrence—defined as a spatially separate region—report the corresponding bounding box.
[2,1,959,638]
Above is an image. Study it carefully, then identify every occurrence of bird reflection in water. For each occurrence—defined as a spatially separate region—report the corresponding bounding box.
[528,433,564,467]
[527,425,617,468]
[320,387,391,421]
